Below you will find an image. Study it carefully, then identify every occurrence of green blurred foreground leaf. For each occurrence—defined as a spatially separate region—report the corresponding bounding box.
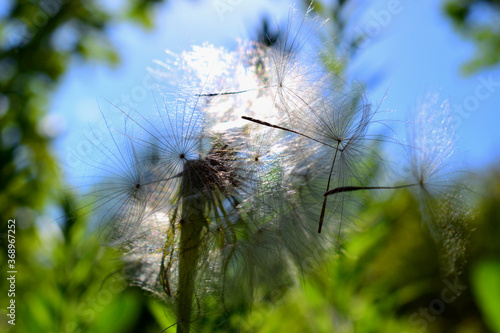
[472,260,500,333]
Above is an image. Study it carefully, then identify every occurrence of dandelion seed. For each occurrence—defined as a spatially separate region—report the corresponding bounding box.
[192,2,330,116]
[241,83,386,236]
[241,115,337,149]
[72,102,157,247]
[266,2,330,114]
[404,94,474,275]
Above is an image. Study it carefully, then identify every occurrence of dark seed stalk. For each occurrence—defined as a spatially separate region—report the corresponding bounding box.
[324,184,417,196]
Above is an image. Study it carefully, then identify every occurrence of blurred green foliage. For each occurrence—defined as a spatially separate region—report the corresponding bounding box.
[234,173,500,333]
[2,171,499,332]
[0,0,168,223]
[0,1,167,331]
[445,0,500,74]
[0,192,165,332]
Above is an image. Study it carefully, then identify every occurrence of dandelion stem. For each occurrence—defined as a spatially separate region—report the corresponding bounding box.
[177,205,205,333]
[241,116,338,149]
[324,184,416,196]
[176,163,208,333]
[318,142,340,233]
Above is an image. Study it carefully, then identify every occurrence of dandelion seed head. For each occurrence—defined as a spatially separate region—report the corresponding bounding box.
[71,3,476,328]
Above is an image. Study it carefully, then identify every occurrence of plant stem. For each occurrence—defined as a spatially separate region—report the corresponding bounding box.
[318,142,340,233]
[176,160,207,333]
[177,198,205,333]
[324,183,416,196]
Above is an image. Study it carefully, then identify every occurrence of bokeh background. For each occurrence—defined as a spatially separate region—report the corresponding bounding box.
[1,0,500,332]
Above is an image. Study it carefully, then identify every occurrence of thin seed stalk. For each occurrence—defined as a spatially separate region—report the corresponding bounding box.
[318,142,340,233]
[324,184,417,196]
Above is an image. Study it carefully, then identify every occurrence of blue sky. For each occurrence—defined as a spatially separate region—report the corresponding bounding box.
[352,0,500,170]
[51,0,500,186]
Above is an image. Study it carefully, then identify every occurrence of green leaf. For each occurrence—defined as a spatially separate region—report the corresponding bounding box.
[148,300,176,330]
[472,260,500,333]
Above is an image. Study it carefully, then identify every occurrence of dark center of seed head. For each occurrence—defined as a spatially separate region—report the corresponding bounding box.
[180,153,185,159]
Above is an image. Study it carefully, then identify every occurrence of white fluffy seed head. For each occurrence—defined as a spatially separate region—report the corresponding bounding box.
[74,3,474,327]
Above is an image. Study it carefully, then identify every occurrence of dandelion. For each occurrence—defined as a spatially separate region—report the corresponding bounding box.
[73,3,474,331]
[80,68,329,331]
[120,89,244,332]
[77,82,242,332]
